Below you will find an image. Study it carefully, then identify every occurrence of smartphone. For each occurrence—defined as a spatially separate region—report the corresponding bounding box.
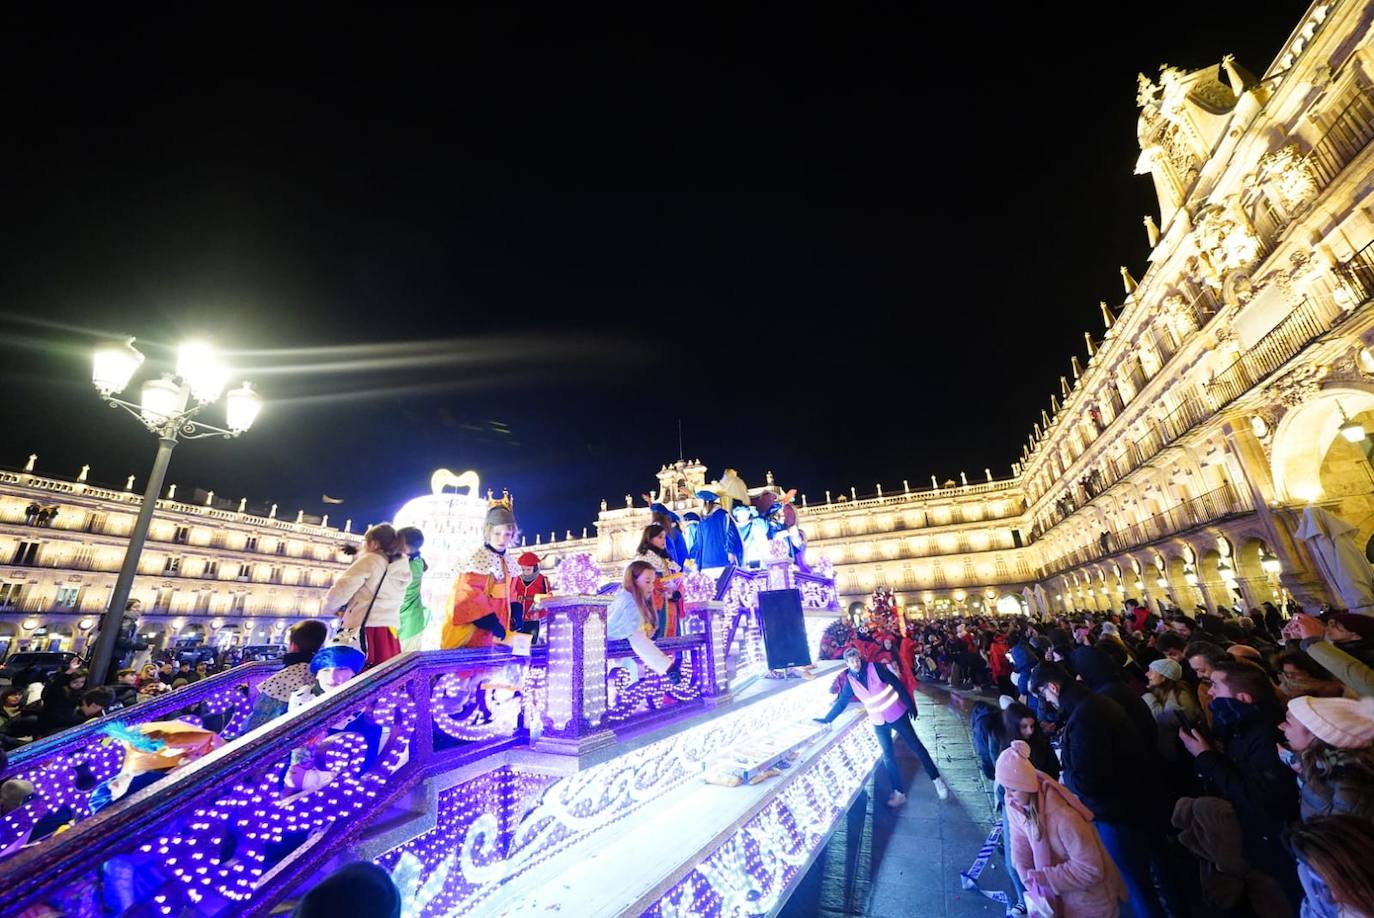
[1173,710,1195,734]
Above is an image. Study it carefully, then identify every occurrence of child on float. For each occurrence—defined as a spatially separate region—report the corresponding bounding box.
[606,561,682,683]
[632,524,684,637]
[510,551,552,642]
[242,619,329,733]
[443,497,518,649]
[394,527,430,653]
[322,524,412,668]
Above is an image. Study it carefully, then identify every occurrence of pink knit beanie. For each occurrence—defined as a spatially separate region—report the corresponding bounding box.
[995,740,1039,792]
[1287,696,1374,749]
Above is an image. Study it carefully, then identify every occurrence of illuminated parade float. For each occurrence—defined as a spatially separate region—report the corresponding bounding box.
[0,466,862,918]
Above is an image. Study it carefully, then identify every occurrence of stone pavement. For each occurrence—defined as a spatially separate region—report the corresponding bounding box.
[780,684,1017,918]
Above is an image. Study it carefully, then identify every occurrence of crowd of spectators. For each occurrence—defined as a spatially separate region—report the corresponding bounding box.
[0,645,250,750]
[823,597,1374,917]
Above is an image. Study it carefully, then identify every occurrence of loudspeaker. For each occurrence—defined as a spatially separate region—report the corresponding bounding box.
[757,588,811,670]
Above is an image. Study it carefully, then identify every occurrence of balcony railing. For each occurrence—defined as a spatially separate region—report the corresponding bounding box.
[1308,84,1374,188]
[1206,297,1331,405]
[1039,482,1253,577]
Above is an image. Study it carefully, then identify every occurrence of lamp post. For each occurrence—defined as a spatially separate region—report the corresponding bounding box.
[86,338,262,684]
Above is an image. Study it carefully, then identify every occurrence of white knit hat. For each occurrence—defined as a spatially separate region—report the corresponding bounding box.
[1287,696,1374,749]
[1148,658,1183,682]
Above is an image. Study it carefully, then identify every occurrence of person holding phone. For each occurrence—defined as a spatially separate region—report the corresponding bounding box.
[1141,658,1201,762]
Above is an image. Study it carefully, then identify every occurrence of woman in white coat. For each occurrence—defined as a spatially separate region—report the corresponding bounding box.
[321,524,412,669]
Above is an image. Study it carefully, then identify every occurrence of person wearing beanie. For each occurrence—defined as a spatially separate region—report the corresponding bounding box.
[816,647,949,807]
[443,499,519,649]
[510,551,553,642]
[1142,656,1203,796]
[294,861,400,918]
[996,740,1127,917]
[1282,695,1374,821]
[1029,661,1176,918]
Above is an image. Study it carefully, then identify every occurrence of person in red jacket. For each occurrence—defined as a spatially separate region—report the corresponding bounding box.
[511,551,552,641]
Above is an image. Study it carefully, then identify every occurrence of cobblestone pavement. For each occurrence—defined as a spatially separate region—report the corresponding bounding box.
[780,684,1017,918]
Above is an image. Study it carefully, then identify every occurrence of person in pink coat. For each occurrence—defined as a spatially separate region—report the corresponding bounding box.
[997,740,1128,917]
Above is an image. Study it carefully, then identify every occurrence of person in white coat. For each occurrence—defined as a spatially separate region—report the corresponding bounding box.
[321,524,412,669]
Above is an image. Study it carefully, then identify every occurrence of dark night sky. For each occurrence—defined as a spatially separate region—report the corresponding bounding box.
[0,5,1309,538]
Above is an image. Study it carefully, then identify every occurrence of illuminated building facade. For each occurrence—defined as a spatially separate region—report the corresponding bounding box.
[541,2,1374,619]
[0,459,360,658]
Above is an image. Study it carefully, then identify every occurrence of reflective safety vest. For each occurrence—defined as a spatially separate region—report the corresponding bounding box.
[848,664,907,725]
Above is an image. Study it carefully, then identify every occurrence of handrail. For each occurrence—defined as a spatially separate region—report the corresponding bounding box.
[0,647,523,916]
[4,660,281,773]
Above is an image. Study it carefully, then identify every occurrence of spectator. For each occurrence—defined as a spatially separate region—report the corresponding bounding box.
[1288,613,1374,697]
[77,687,115,722]
[1286,815,1374,918]
[157,661,175,685]
[1276,650,1348,701]
[997,740,1126,917]
[242,620,329,733]
[111,669,140,709]
[194,661,210,681]
[136,681,171,704]
[1003,700,1059,780]
[1178,658,1302,906]
[1281,695,1374,821]
[1185,640,1229,727]
[1141,658,1201,762]
[37,669,89,735]
[1322,613,1374,668]
[0,688,34,749]
[1071,645,1159,759]
[0,778,34,814]
[1030,661,1174,918]
[293,861,400,918]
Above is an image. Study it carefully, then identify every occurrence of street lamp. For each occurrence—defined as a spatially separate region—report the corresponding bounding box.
[1338,403,1366,443]
[86,337,262,684]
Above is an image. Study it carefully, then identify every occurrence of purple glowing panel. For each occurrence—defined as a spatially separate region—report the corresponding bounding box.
[376,768,559,917]
[645,723,882,918]
[431,664,528,745]
[0,664,277,854]
[604,651,701,724]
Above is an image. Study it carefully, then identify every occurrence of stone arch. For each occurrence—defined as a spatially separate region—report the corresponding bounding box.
[1270,386,1374,502]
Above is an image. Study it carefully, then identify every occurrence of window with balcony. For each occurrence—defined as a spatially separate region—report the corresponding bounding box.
[204,560,219,578]
[174,526,191,545]
[54,586,81,608]
[246,536,259,552]
[270,566,283,584]
[0,583,23,609]
[11,542,39,566]
[237,563,252,581]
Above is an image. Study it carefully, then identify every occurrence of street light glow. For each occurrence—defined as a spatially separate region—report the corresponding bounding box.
[92,337,145,395]
[176,340,231,404]
[225,381,263,432]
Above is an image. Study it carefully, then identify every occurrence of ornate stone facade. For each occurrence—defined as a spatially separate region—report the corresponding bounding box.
[0,463,360,657]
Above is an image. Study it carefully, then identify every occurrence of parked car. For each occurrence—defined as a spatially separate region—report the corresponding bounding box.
[238,644,286,662]
[0,651,79,685]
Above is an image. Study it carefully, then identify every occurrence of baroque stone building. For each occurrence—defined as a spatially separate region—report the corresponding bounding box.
[0,459,360,658]
[539,1,1374,620]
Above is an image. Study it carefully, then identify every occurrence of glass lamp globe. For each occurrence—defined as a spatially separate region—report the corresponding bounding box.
[140,375,187,426]
[92,337,145,395]
[177,341,230,403]
[225,382,263,433]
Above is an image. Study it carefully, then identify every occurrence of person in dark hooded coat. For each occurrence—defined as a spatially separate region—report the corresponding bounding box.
[1070,645,1160,767]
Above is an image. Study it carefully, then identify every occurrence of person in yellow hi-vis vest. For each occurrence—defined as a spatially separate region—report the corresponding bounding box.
[442,497,517,649]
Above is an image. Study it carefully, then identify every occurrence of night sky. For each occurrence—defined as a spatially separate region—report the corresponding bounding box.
[0,5,1309,538]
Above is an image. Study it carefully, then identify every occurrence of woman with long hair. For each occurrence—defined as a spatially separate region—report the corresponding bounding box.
[1287,815,1374,918]
[321,523,413,668]
[606,560,679,682]
[997,740,1126,917]
[633,523,684,637]
[1281,695,1374,821]
[1141,658,1201,761]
